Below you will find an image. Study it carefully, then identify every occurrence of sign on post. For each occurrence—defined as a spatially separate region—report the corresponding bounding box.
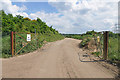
[27,34,31,41]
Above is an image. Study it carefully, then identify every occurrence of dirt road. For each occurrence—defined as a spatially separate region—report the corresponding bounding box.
[2,38,115,78]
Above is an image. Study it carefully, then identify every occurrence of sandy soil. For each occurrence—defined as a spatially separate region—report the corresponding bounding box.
[2,38,116,78]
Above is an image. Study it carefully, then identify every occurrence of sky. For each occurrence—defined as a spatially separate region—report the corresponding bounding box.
[0,0,119,34]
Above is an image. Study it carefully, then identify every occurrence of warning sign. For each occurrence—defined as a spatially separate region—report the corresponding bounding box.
[27,34,31,41]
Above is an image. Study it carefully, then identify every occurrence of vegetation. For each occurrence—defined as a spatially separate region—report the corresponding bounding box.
[91,52,101,57]
[1,10,64,58]
[1,9,119,61]
[63,30,100,40]
[80,38,91,47]
[108,35,119,61]
[64,30,120,62]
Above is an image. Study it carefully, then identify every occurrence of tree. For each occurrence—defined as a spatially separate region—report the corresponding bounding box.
[37,18,42,23]
[24,17,31,21]
[8,14,13,18]
[1,10,60,36]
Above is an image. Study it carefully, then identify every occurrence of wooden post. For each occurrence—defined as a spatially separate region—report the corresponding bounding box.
[103,31,109,60]
[11,31,14,56]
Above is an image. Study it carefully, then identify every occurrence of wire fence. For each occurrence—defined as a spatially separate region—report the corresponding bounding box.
[93,32,104,59]
[14,32,45,56]
[93,32,119,62]
[108,33,119,62]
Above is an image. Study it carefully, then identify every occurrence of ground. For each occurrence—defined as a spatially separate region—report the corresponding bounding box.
[2,38,116,78]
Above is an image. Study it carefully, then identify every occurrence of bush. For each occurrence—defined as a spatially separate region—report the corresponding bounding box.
[91,52,100,57]
[80,37,91,47]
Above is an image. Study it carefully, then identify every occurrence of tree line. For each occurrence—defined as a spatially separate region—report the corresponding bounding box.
[1,10,59,36]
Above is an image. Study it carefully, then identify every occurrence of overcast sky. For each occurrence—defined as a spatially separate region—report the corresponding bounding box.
[0,0,118,34]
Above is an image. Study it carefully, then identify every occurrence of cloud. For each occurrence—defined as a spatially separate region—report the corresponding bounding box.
[0,0,28,17]
[0,0,118,33]
[11,0,27,2]
[6,0,120,2]
[29,0,117,33]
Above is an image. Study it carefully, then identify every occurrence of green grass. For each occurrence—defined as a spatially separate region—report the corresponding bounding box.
[2,35,11,58]
[108,37,119,61]
[2,33,64,58]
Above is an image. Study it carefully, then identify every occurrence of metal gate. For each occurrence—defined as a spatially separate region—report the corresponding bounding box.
[94,31,119,61]
[11,31,40,56]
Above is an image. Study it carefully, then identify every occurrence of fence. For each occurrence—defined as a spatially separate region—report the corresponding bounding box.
[93,31,104,59]
[93,31,119,62]
[108,32,119,62]
[2,31,64,58]
[8,31,120,61]
[11,31,45,56]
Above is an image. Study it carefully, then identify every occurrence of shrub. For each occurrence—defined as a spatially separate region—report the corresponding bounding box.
[80,37,91,47]
[91,52,100,57]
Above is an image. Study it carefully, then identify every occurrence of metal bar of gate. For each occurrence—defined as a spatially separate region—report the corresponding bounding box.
[15,32,34,34]
[14,32,16,55]
[15,32,27,42]
[11,31,14,56]
[15,43,28,55]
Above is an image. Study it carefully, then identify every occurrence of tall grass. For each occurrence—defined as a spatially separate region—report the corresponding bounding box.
[2,35,11,58]
[108,37,119,61]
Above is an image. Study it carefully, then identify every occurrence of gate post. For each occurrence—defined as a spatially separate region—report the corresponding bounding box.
[103,31,109,60]
[11,31,14,56]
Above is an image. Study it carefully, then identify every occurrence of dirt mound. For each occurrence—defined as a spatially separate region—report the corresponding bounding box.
[80,38,97,52]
